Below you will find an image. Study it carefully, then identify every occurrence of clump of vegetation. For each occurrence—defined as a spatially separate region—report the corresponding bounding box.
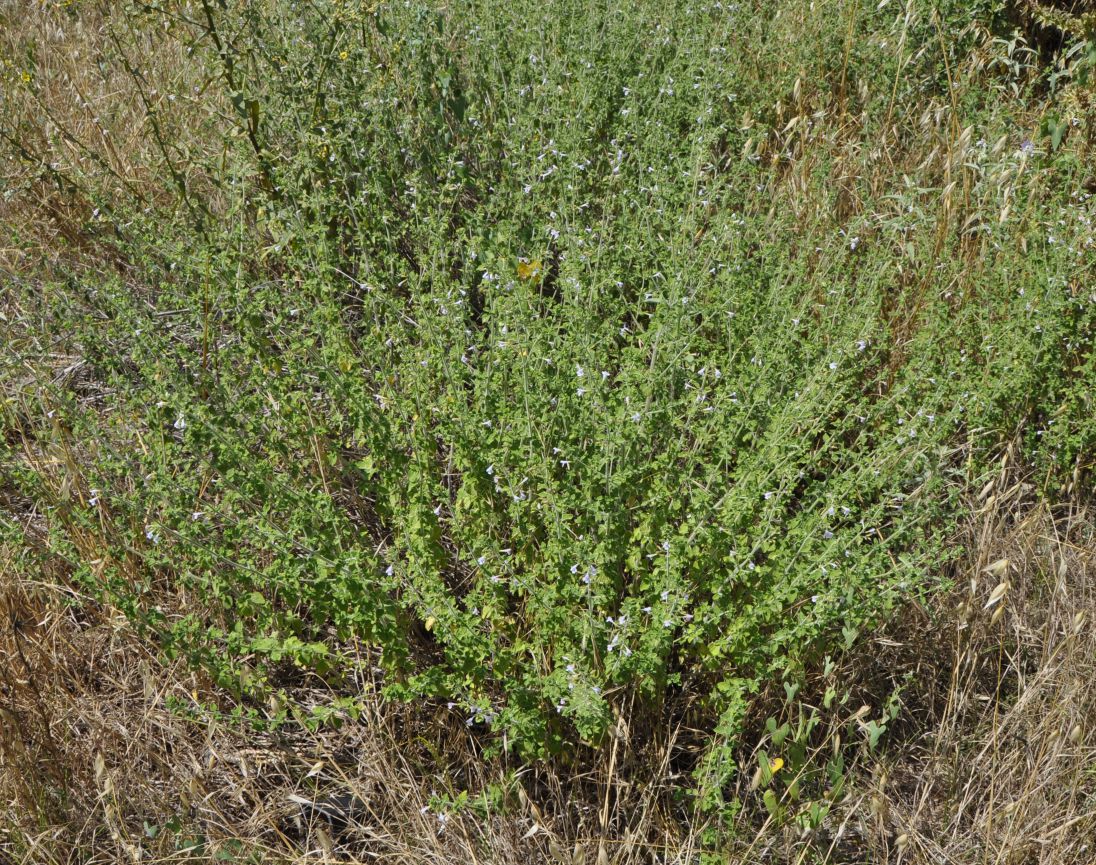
[2,0,1095,861]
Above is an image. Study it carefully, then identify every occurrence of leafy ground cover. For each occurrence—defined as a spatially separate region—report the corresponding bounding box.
[2,0,1095,861]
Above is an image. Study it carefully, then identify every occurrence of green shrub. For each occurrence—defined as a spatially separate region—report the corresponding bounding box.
[3,0,1094,817]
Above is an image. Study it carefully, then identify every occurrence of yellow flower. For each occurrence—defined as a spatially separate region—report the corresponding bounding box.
[770,757,784,773]
[517,259,542,281]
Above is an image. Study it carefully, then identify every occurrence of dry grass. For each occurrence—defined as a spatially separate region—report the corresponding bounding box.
[803,453,1096,865]
[0,0,225,272]
[867,490,1096,862]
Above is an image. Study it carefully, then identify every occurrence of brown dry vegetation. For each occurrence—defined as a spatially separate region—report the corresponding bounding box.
[0,0,226,272]
[835,462,1096,863]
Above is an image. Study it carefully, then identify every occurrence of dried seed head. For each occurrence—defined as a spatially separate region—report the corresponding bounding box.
[984,581,1009,610]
